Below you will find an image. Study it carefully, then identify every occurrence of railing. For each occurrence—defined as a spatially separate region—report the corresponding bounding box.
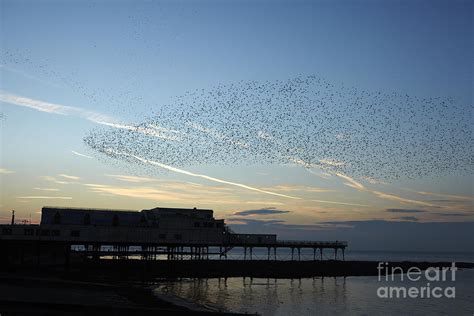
[277,240,348,246]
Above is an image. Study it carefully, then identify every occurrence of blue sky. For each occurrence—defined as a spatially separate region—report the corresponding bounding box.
[0,0,472,250]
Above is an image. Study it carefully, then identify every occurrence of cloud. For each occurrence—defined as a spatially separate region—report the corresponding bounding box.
[58,174,80,180]
[34,187,60,192]
[262,185,334,193]
[413,191,473,201]
[245,201,285,206]
[434,213,469,217]
[0,92,114,123]
[361,176,387,185]
[311,199,369,207]
[227,217,353,231]
[319,159,345,167]
[84,182,241,205]
[105,174,158,183]
[335,173,438,207]
[0,92,179,140]
[17,196,72,199]
[386,208,426,213]
[227,218,287,225]
[95,121,181,141]
[71,150,94,159]
[335,173,366,191]
[0,168,14,174]
[107,149,301,200]
[396,216,419,222]
[233,208,291,216]
[187,122,249,149]
[372,190,436,207]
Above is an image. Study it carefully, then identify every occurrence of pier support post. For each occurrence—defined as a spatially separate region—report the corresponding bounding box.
[250,247,253,260]
[291,248,294,261]
[244,247,247,260]
[342,248,345,261]
[298,248,301,261]
[320,248,323,261]
[267,247,270,260]
[274,247,277,261]
[313,248,316,261]
[334,248,337,260]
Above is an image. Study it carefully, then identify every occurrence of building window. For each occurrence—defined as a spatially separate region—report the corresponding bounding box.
[194,222,200,227]
[40,229,50,236]
[24,228,34,236]
[174,234,182,240]
[53,212,61,224]
[84,213,91,225]
[52,230,60,237]
[112,214,119,227]
[71,230,80,237]
[2,228,12,235]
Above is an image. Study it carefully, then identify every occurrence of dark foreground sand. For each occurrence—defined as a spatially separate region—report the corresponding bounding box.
[0,275,240,315]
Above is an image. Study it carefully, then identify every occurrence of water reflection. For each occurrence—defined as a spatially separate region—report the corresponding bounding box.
[154,270,474,315]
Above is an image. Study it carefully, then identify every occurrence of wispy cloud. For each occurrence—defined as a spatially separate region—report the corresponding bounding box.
[105,174,158,183]
[396,216,419,222]
[71,150,94,159]
[319,159,345,167]
[372,190,436,207]
[412,191,473,201]
[0,92,114,123]
[434,212,470,217]
[386,208,426,213]
[311,199,369,207]
[187,122,250,149]
[34,187,60,192]
[0,92,179,140]
[17,196,72,199]
[245,201,285,206]
[361,176,387,185]
[336,173,366,191]
[0,168,14,174]
[234,208,290,216]
[335,173,438,207]
[95,121,181,141]
[58,174,80,180]
[227,217,354,230]
[107,150,301,200]
[84,182,241,205]
[0,64,60,87]
[262,185,334,193]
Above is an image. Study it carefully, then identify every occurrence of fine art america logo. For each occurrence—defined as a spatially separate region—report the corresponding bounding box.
[377,262,457,299]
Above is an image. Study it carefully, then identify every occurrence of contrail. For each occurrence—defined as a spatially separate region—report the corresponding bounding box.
[109,149,301,200]
[71,150,94,159]
[0,92,177,140]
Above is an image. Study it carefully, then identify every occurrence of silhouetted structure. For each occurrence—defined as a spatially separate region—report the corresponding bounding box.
[0,206,347,267]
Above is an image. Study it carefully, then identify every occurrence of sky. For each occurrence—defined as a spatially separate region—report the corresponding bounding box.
[0,0,472,251]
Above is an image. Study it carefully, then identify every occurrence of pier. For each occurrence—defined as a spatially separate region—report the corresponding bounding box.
[1,206,347,273]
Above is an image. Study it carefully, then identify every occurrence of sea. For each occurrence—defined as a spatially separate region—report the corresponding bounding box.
[152,251,474,315]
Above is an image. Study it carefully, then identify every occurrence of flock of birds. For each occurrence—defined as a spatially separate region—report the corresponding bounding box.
[84,75,472,181]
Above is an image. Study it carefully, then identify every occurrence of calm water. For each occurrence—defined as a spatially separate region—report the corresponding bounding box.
[153,251,474,315]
